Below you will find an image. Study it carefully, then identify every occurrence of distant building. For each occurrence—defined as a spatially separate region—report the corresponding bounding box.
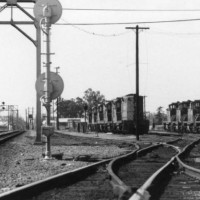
[59,118,86,130]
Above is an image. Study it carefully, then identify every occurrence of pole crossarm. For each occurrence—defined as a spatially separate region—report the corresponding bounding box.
[0,3,36,45]
[0,104,18,111]
[0,21,34,24]
[0,3,7,12]
[126,26,150,30]
[11,20,36,45]
[16,3,35,20]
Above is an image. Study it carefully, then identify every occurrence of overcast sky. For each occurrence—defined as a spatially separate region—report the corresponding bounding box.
[0,0,200,118]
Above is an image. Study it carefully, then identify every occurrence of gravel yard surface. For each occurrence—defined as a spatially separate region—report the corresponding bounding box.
[0,131,132,194]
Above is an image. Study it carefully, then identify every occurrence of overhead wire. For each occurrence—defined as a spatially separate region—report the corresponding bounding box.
[56,18,200,26]
[60,18,130,37]
[3,5,200,37]
[9,6,200,12]
[2,5,200,26]
[150,28,200,36]
[55,18,200,36]
[62,8,200,12]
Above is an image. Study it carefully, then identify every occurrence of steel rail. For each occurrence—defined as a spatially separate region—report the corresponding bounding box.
[176,139,200,179]
[0,130,25,144]
[108,145,140,199]
[108,141,180,200]
[0,131,138,199]
[0,157,115,200]
[129,138,200,200]
[129,156,177,200]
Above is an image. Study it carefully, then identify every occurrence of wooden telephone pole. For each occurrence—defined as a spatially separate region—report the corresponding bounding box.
[126,25,149,141]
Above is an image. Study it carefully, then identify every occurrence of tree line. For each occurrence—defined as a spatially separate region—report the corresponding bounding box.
[57,88,167,126]
[58,88,105,118]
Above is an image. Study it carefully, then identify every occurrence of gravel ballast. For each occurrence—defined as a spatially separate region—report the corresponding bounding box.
[0,131,130,194]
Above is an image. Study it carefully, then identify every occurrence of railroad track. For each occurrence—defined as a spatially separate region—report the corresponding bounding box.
[0,130,25,144]
[128,138,200,200]
[0,131,140,200]
[148,138,200,200]
[108,138,197,199]
[0,133,198,200]
[109,143,178,199]
[0,159,118,200]
[158,171,200,200]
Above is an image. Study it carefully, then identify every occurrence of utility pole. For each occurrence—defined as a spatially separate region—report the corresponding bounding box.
[126,25,149,141]
[55,66,60,130]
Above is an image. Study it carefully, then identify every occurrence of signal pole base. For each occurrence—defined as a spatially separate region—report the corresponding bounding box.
[44,152,52,160]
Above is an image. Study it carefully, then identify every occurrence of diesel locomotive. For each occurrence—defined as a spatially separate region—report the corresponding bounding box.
[164,100,200,133]
[88,94,149,134]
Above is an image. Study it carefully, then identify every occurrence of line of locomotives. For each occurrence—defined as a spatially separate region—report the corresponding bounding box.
[163,100,200,133]
[87,94,149,134]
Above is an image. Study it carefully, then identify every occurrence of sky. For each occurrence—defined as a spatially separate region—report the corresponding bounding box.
[1,0,200,118]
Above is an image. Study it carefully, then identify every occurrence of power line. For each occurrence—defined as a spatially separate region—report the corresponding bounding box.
[151,30,200,36]
[64,19,200,37]
[6,6,200,12]
[60,19,129,37]
[62,8,200,12]
[12,6,200,12]
[56,18,200,26]
[149,27,200,36]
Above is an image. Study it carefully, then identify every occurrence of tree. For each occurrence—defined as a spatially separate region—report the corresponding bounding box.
[16,116,26,130]
[0,115,25,130]
[58,98,85,118]
[57,88,105,118]
[154,106,167,125]
[83,88,105,111]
